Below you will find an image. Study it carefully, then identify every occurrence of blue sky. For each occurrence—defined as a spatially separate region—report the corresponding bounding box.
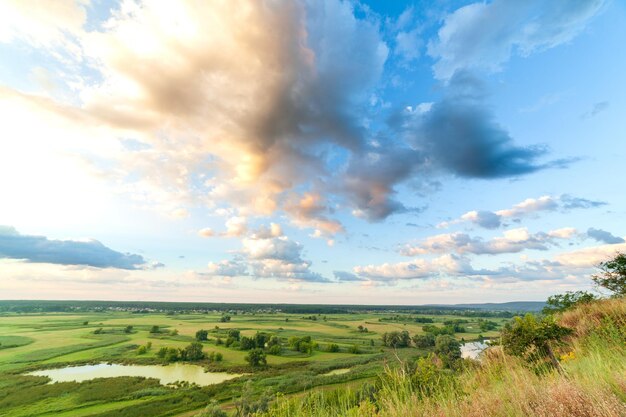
[0,0,624,304]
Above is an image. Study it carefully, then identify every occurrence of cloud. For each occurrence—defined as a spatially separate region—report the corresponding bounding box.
[460,210,502,229]
[401,227,578,256]
[440,194,606,229]
[204,225,328,283]
[206,259,248,277]
[198,228,215,238]
[395,28,422,63]
[333,270,362,282]
[72,0,390,230]
[428,0,606,79]
[224,217,248,237]
[0,226,148,270]
[0,0,86,49]
[0,0,598,234]
[354,254,477,281]
[586,228,624,244]
[581,101,610,119]
[394,72,551,179]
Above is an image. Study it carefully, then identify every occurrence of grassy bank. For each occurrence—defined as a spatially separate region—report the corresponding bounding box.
[259,298,626,417]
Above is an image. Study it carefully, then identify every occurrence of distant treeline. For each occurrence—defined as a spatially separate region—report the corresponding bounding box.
[0,300,543,316]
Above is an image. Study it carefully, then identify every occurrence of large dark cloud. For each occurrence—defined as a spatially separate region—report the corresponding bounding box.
[0,226,147,270]
[400,72,547,178]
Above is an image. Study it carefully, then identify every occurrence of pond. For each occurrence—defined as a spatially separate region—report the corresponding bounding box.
[461,340,490,360]
[27,363,244,386]
[321,368,351,376]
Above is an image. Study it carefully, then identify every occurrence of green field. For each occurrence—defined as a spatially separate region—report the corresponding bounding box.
[0,305,506,417]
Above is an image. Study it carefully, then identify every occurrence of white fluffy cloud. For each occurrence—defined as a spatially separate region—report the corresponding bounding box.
[204,224,327,283]
[354,254,476,281]
[401,227,579,256]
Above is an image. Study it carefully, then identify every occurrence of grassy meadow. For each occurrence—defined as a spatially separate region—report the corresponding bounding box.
[0,304,505,417]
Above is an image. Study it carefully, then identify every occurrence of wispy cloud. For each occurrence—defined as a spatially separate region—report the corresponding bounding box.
[428,0,606,80]
[439,194,606,229]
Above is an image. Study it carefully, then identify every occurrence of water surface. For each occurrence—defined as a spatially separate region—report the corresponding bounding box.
[28,363,243,386]
[461,340,489,360]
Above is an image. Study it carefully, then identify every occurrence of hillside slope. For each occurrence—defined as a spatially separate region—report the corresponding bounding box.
[258,298,626,417]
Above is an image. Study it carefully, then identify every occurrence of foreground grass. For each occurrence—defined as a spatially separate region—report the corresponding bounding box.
[259,298,626,417]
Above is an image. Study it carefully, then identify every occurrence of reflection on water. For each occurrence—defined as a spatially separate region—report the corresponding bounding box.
[321,368,351,376]
[28,363,243,386]
[461,340,489,360]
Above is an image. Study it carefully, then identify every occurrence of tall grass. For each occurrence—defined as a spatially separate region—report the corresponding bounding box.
[258,298,626,417]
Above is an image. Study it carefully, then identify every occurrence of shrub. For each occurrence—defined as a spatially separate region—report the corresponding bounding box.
[156,347,168,358]
[348,344,360,354]
[195,401,227,417]
[268,345,281,355]
[327,343,340,352]
[381,331,411,348]
[434,335,461,368]
[240,336,256,350]
[412,334,435,349]
[245,348,267,367]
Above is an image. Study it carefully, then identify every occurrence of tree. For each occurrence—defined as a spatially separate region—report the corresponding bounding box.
[434,335,461,368]
[227,329,241,340]
[288,336,313,353]
[240,336,256,350]
[267,336,280,348]
[124,325,133,334]
[381,331,411,348]
[196,329,209,341]
[268,345,281,355]
[477,319,499,332]
[501,314,571,375]
[412,333,435,349]
[245,348,267,367]
[592,253,626,297]
[253,332,268,348]
[181,342,205,361]
[542,291,597,315]
[327,343,340,352]
[137,345,147,355]
[164,347,180,362]
[150,325,160,334]
[157,347,168,358]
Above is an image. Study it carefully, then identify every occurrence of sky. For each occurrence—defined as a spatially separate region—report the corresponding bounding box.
[0,0,625,305]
